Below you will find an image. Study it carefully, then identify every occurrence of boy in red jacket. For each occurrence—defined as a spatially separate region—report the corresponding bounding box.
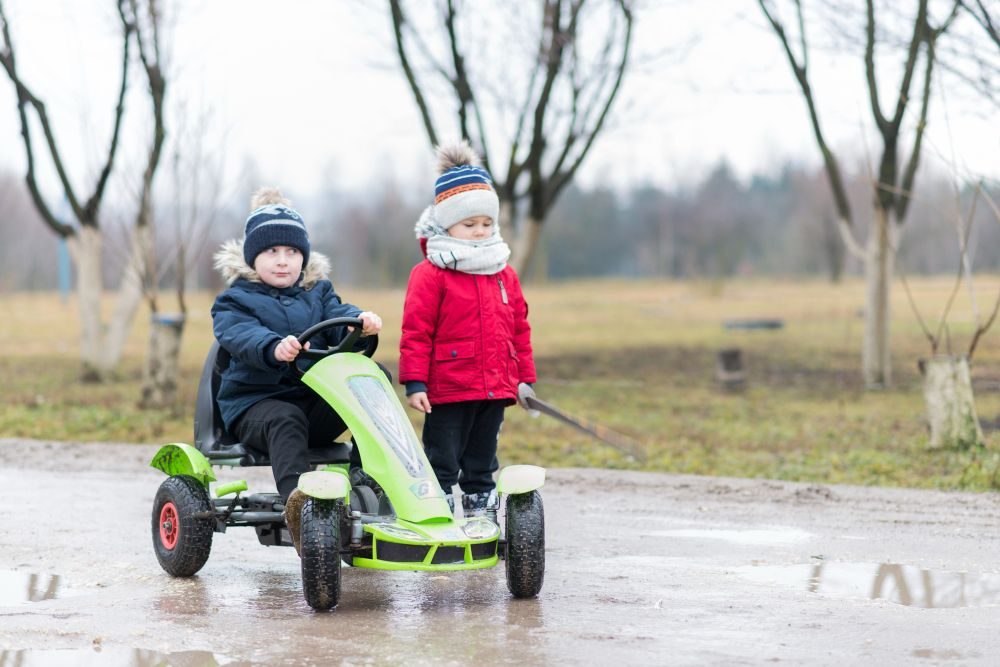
[400,141,537,517]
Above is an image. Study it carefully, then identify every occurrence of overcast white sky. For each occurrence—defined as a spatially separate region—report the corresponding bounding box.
[0,0,997,208]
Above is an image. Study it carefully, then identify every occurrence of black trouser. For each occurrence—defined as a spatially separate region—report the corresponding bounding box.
[232,365,391,501]
[422,399,506,495]
[233,393,359,501]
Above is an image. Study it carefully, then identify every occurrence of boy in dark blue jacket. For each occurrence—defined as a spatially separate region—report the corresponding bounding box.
[211,188,382,553]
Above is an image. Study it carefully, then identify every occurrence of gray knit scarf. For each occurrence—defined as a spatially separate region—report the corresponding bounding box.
[414,206,511,275]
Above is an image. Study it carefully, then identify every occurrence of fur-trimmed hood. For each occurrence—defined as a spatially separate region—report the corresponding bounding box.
[213,239,331,288]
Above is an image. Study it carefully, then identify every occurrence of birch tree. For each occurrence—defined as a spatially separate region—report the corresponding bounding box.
[758,0,961,387]
[388,0,633,275]
[0,0,166,381]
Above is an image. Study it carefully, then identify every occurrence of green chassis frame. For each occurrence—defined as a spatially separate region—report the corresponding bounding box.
[151,351,545,572]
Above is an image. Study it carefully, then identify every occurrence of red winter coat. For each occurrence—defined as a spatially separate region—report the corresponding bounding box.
[399,260,536,406]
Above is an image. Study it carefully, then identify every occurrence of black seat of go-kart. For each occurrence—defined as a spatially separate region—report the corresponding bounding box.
[194,341,352,466]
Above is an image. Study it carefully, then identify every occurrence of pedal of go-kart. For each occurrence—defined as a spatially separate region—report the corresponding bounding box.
[205,441,353,466]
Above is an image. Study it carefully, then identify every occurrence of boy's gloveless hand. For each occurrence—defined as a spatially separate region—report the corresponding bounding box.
[407,391,432,413]
[274,335,310,363]
[353,311,383,335]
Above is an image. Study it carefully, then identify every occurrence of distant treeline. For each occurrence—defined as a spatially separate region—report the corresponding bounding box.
[317,161,1000,285]
[2,161,997,291]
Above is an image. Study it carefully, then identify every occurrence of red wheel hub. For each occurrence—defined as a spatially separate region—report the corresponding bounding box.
[159,502,179,550]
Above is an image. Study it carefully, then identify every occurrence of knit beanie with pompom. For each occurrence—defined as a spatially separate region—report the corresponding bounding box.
[431,141,500,230]
[242,187,310,268]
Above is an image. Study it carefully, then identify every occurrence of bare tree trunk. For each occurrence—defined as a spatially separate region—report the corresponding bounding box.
[511,215,544,277]
[66,226,104,381]
[821,215,845,283]
[140,313,185,409]
[102,223,153,375]
[863,208,897,388]
[921,355,984,448]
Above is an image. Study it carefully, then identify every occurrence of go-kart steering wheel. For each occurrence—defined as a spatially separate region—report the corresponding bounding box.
[292,317,379,375]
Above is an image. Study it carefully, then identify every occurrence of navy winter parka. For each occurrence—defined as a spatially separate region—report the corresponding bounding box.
[210,241,361,429]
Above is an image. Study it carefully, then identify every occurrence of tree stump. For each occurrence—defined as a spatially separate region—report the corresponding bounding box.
[919,355,984,449]
[716,348,746,391]
[141,313,186,409]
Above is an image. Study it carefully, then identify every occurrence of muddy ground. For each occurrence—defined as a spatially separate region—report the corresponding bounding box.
[2,439,1000,665]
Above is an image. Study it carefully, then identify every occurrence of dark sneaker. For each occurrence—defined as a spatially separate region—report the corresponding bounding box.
[461,490,496,518]
[444,493,455,514]
[283,489,307,557]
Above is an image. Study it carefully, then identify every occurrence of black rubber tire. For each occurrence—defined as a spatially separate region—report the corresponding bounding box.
[505,491,545,598]
[353,484,379,514]
[152,475,214,577]
[300,497,343,611]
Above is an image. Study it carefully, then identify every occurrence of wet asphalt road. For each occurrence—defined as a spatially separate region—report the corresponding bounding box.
[3,439,1000,665]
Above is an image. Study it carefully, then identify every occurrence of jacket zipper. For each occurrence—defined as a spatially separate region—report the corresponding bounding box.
[497,278,508,304]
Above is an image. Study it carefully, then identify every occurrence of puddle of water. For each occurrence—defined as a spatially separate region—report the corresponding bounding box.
[0,648,249,666]
[648,527,812,546]
[740,561,1000,608]
[0,570,83,606]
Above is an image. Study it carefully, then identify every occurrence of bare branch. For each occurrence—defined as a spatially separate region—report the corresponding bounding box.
[442,0,493,173]
[548,0,631,208]
[966,183,1000,359]
[968,286,1000,361]
[524,0,574,215]
[962,0,1000,50]
[896,30,935,221]
[0,4,72,236]
[865,0,888,131]
[444,0,471,141]
[897,265,937,350]
[887,1,928,130]
[388,0,439,147]
[87,0,134,222]
[551,1,628,185]
[758,0,857,246]
[506,54,543,196]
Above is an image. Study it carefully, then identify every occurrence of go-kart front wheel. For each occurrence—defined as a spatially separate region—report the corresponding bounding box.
[505,490,545,598]
[300,497,344,611]
[152,475,214,577]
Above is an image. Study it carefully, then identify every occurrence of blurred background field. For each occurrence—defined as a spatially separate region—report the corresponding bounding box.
[4,275,1000,491]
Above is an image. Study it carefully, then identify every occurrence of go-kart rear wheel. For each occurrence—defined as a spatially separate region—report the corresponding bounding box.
[152,475,214,577]
[300,497,344,611]
[505,490,545,598]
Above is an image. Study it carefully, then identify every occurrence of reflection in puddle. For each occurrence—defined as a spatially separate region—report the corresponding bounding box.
[650,527,812,546]
[0,570,79,606]
[0,648,248,666]
[742,561,1000,608]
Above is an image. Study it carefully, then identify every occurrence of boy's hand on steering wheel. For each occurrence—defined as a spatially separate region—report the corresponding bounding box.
[353,311,383,335]
[274,334,310,363]
[407,391,432,414]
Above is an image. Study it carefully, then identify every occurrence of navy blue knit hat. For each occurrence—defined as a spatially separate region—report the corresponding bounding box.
[242,193,310,268]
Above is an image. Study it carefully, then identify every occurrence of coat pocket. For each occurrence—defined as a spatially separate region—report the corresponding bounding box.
[434,340,476,362]
[430,339,478,393]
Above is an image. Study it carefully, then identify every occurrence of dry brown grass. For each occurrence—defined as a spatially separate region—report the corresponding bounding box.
[3,275,1000,489]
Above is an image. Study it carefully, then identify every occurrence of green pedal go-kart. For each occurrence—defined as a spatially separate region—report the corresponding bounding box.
[148,317,545,611]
